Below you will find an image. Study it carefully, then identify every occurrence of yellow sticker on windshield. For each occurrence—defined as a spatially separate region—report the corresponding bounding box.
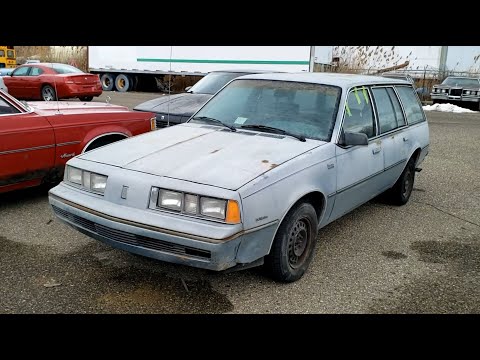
[354,87,361,104]
[362,86,369,104]
[345,103,352,116]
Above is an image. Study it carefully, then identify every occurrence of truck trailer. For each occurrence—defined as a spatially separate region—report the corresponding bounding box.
[88,46,314,93]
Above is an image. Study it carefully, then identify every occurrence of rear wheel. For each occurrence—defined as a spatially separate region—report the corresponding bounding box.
[41,85,57,101]
[385,156,416,205]
[100,73,114,91]
[83,134,127,152]
[264,202,318,282]
[79,96,93,102]
[114,74,130,92]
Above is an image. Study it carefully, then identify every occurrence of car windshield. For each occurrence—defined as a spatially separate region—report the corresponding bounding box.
[442,77,480,87]
[51,63,84,74]
[189,72,250,95]
[190,79,341,141]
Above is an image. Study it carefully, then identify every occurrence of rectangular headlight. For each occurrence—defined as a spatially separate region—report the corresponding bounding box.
[200,197,226,219]
[67,166,82,185]
[184,194,198,214]
[91,173,108,194]
[158,189,183,211]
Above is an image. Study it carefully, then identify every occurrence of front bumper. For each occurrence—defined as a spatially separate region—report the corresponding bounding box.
[49,187,277,271]
[430,93,480,103]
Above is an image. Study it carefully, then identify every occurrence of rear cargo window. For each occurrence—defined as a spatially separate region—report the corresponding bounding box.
[396,86,426,125]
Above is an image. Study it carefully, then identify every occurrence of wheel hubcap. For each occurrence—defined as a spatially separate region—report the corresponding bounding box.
[43,88,54,101]
[287,219,310,268]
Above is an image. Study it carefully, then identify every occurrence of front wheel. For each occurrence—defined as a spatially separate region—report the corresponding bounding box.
[41,85,57,101]
[264,202,318,282]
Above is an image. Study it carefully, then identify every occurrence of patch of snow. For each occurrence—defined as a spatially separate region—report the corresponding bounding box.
[422,103,476,113]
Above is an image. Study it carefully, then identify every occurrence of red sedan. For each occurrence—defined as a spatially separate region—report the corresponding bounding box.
[3,63,103,102]
[0,89,155,194]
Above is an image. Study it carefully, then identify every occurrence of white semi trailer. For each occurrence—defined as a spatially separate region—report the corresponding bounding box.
[87,46,315,92]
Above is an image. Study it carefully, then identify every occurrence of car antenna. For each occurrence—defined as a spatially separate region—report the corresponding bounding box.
[51,62,60,114]
[167,45,172,127]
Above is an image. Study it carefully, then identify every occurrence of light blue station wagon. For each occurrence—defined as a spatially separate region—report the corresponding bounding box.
[49,73,429,282]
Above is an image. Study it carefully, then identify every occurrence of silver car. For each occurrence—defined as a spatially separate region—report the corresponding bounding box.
[49,73,430,282]
[431,76,480,110]
[0,77,8,93]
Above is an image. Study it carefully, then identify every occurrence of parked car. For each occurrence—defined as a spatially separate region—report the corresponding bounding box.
[431,76,480,110]
[0,89,155,194]
[3,63,103,102]
[0,77,7,93]
[0,68,13,76]
[134,70,279,128]
[49,73,429,283]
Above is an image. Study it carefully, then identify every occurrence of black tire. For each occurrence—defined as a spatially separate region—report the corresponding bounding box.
[100,73,114,91]
[385,156,416,206]
[129,75,138,91]
[41,85,57,101]
[264,202,318,283]
[84,135,126,152]
[114,74,130,92]
[79,96,93,102]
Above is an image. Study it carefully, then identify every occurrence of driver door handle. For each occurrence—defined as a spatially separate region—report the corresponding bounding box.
[372,147,381,155]
[403,137,409,142]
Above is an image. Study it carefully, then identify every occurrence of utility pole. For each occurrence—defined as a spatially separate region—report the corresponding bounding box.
[309,46,315,72]
[439,46,448,79]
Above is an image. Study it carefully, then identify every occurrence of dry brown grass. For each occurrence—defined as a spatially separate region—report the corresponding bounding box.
[15,46,88,71]
[331,46,406,73]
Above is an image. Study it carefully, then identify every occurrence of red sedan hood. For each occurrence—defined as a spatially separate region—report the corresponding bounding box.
[27,101,130,115]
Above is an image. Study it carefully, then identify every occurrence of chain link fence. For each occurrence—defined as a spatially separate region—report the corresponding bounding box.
[313,63,480,102]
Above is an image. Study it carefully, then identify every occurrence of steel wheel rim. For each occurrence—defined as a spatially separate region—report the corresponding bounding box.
[402,166,414,198]
[42,87,54,101]
[287,218,311,269]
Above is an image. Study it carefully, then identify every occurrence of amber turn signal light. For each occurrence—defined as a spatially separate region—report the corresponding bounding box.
[225,200,241,224]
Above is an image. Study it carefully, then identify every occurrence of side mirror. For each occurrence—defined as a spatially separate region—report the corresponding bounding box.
[185,86,192,92]
[340,131,368,146]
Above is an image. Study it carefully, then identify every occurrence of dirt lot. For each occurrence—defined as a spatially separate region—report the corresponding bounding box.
[0,91,479,314]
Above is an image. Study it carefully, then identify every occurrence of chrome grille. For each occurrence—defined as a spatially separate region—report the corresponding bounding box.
[52,206,211,260]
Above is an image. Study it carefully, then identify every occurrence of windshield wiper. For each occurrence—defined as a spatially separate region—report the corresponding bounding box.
[241,124,306,142]
[192,116,236,132]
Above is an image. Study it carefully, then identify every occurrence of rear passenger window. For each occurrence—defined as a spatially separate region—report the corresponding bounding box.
[343,87,375,138]
[372,87,406,133]
[396,86,426,125]
[30,67,43,76]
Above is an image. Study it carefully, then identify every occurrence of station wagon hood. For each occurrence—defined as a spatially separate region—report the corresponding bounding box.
[134,93,213,116]
[78,124,323,190]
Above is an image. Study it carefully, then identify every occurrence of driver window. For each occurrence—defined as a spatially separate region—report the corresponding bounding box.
[343,87,375,138]
[12,67,30,76]
[0,97,20,115]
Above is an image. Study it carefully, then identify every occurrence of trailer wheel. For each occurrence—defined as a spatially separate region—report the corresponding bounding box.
[114,74,130,92]
[128,75,138,91]
[100,73,114,91]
